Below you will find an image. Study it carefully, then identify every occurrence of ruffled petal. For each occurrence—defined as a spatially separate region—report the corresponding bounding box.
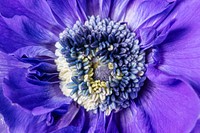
[55,103,80,130]
[27,62,59,84]
[139,19,175,50]
[0,86,50,133]
[3,68,70,115]
[5,110,48,133]
[47,0,86,28]
[0,0,63,34]
[12,46,56,63]
[36,103,85,133]
[12,46,55,58]
[11,46,59,84]
[0,51,30,85]
[1,46,70,115]
[125,0,175,30]
[155,0,200,96]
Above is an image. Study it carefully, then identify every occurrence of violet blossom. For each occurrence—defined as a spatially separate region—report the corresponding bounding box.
[0,0,200,133]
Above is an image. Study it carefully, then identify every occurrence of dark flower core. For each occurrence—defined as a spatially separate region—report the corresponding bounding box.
[55,16,146,115]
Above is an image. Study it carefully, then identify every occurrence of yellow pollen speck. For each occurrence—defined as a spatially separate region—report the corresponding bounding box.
[95,48,99,53]
[88,55,92,60]
[93,62,99,69]
[116,75,122,80]
[108,62,114,70]
[83,57,88,62]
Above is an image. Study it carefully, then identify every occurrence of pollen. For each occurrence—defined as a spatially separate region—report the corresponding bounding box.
[108,62,114,70]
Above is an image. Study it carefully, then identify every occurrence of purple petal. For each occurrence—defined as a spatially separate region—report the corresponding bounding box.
[12,46,56,60]
[106,113,119,133]
[191,119,200,133]
[0,16,35,53]
[3,68,71,115]
[5,109,48,133]
[0,51,30,85]
[2,15,58,44]
[47,0,86,28]
[110,0,130,22]
[78,0,100,17]
[82,111,107,133]
[27,62,59,84]
[82,111,99,132]
[139,27,157,47]
[156,0,200,96]
[139,19,175,50]
[0,0,63,34]
[0,114,8,133]
[115,68,200,132]
[50,104,86,133]
[77,0,112,19]
[0,86,50,133]
[125,0,175,30]
[0,15,58,53]
[0,45,61,132]
[116,104,149,133]
[94,112,106,133]
[68,107,85,132]
[56,103,80,130]
[10,46,59,84]
[99,0,111,18]
[140,67,200,132]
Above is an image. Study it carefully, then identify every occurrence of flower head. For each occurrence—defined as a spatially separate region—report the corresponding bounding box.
[0,0,200,133]
[55,16,146,115]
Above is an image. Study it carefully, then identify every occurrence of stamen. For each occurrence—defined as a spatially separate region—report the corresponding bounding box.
[55,16,146,115]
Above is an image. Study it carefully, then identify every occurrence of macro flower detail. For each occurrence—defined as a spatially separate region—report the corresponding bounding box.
[55,16,146,114]
[0,0,200,133]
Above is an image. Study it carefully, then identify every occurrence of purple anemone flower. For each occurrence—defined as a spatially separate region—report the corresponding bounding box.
[0,0,200,132]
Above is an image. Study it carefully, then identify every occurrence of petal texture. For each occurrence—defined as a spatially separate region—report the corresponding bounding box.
[191,119,200,133]
[0,86,50,133]
[1,46,70,115]
[47,0,86,28]
[109,0,130,22]
[0,51,29,85]
[3,68,70,115]
[141,68,200,132]
[156,0,200,96]
[125,0,175,30]
[2,15,58,44]
[0,0,63,34]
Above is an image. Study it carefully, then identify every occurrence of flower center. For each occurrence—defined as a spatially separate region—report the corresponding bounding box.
[55,16,146,115]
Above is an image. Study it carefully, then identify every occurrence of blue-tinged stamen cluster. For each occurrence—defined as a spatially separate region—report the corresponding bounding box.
[55,16,146,115]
